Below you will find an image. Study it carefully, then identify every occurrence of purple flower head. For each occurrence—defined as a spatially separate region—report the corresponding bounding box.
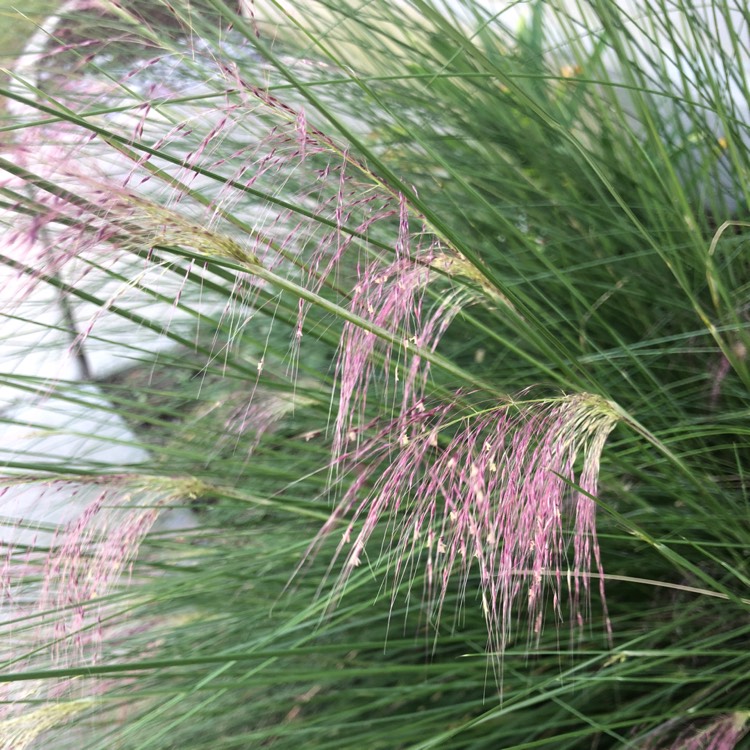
[646,713,750,750]
[319,392,619,656]
[0,474,201,732]
[333,249,471,463]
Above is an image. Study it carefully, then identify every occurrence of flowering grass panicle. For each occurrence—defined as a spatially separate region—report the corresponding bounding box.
[0,700,94,750]
[333,249,464,458]
[0,471,200,745]
[2,474,200,664]
[646,713,750,750]
[321,391,619,654]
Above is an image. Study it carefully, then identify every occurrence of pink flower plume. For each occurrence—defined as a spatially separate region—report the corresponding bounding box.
[320,392,619,655]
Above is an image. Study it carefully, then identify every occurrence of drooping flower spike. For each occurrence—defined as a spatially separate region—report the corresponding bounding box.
[319,391,619,655]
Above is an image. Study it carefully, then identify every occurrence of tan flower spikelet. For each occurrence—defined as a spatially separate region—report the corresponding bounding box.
[430,252,517,313]
[0,701,93,750]
[123,199,263,268]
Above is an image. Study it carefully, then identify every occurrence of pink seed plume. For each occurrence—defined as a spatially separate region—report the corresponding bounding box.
[318,392,618,656]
